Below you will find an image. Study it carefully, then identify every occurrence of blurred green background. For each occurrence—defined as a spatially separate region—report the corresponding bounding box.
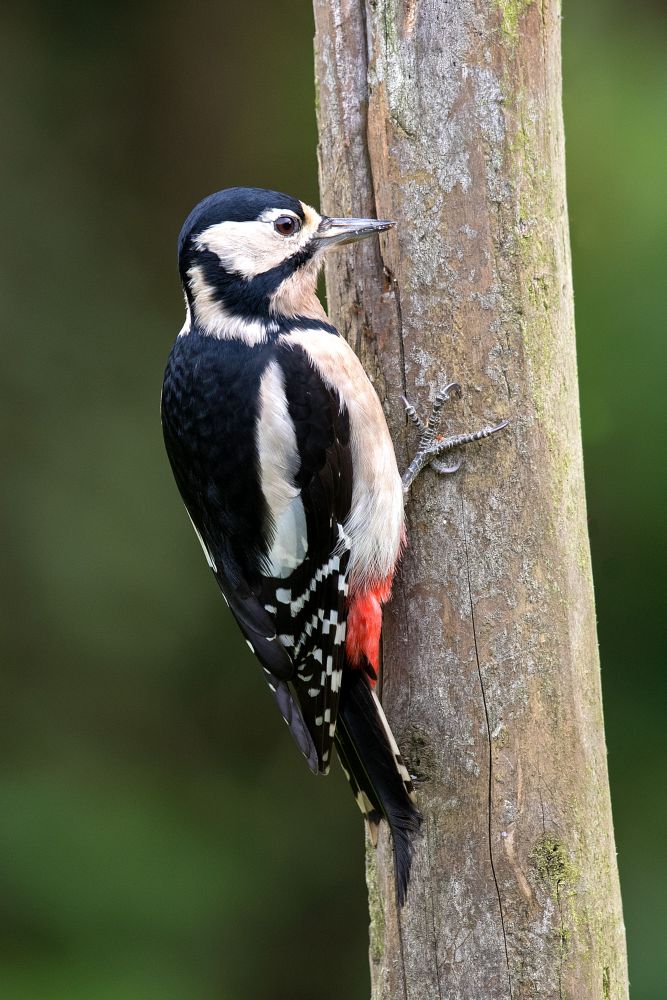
[1,1,664,997]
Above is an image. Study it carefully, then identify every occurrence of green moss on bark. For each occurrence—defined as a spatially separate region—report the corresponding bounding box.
[365,844,386,964]
[531,836,579,895]
[493,0,534,42]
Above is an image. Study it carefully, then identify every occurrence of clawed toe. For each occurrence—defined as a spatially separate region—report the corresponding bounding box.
[430,457,463,476]
[401,396,427,433]
[401,382,508,493]
[434,381,462,406]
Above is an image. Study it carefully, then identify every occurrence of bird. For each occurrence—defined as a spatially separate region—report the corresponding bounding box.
[161,186,507,905]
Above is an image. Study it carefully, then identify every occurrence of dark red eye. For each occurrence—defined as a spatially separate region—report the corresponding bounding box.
[274,215,301,237]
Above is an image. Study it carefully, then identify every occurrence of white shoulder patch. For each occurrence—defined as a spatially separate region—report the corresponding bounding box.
[257,361,308,578]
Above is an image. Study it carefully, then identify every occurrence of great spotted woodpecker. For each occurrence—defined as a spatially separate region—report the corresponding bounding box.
[161,187,507,904]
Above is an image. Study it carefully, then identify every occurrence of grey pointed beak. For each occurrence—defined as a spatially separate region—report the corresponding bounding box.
[314,215,396,247]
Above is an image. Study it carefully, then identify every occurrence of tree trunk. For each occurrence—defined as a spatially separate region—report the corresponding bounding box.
[313,2,628,998]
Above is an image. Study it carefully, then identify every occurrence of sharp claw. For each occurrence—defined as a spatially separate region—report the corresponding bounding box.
[439,381,462,401]
[431,382,461,408]
[430,457,463,475]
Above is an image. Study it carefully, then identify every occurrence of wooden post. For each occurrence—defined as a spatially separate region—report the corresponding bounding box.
[313,2,628,997]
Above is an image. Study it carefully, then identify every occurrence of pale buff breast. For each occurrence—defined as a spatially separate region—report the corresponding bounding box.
[282,329,404,592]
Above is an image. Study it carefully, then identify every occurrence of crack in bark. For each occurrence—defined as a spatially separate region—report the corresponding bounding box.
[352,18,412,992]
[392,557,414,728]
[556,882,565,1000]
[461,496,514,1000]
[359,2,408,412]
[539,768,565,1000]
[359,1,409,409]
[389,266,409,399]
[425,815,444,1000]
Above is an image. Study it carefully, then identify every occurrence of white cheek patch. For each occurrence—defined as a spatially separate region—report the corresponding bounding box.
[196,203,321,281]
[197,220,287,277]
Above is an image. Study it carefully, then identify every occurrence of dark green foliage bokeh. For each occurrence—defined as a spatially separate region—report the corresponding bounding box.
[1,2,664,997]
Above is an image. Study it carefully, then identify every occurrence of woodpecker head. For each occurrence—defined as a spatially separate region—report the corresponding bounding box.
[178,187,394,332]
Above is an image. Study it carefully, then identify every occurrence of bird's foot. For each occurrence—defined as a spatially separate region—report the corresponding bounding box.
[401,382,508,493]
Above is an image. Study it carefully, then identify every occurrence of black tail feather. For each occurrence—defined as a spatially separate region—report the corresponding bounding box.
[335,667,422,906]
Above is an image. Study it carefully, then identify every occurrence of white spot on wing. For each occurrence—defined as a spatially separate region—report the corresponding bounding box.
[334,622,346,645]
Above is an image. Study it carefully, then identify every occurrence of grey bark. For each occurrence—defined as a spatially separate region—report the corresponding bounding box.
[313,2,628,999]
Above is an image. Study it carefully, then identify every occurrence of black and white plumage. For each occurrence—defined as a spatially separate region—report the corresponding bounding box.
[161,187,421,903]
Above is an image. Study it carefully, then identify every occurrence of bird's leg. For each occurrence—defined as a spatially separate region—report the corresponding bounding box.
[401,382,508,493]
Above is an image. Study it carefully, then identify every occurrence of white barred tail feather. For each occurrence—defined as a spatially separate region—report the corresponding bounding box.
[335,665,422,906]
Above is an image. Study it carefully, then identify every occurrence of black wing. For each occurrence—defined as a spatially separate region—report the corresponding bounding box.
[162,332,352,773]
[256,342,353,773]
